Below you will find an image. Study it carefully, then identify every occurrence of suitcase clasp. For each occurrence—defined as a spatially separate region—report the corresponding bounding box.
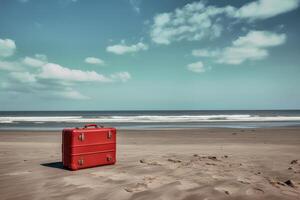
[107,155,112,162]
[78,158,84,165]
[107,131,112,139]
[78,133,85,141]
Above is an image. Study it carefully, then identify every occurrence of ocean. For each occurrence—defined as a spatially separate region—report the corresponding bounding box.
[1,110,300,131]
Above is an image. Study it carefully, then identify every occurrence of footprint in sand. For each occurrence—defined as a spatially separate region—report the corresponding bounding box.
[124,182,148,193]
[246,188,264,195]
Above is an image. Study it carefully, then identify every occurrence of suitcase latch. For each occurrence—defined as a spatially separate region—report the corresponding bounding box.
[78,158,84,165]
[78,133,85,141]
[107,155,112,162]
[107,131,112,139]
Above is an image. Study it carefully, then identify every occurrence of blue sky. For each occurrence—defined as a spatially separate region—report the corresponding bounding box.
[0,0,299,110]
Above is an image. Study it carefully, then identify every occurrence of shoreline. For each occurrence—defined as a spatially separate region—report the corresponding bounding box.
[0,125,300,133]
[1,125,300,132]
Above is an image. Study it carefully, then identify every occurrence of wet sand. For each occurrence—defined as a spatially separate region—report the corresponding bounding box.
[0,128,300,200]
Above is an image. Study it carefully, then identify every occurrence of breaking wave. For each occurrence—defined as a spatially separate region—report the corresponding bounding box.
[1,114,300,123]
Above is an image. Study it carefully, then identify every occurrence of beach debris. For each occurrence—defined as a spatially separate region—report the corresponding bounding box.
[224,191,230,195]
[167,158,182,163]
[284,180,296,188]
[193,154,199,157]
[139,159,160,166]
[124,187,133,192]
[276,181,286,186]
[206,162,216,166]
[288,167,293,170]
[290,160,298,165]
[207,156,218,161]
[223,155,228,158]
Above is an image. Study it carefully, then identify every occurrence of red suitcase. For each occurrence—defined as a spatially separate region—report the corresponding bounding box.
[62,124,116,170]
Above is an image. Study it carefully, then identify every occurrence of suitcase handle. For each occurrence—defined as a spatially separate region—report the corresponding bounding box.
[84,124,104,128]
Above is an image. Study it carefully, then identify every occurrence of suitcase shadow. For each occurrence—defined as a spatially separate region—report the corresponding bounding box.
[41,162,65,170]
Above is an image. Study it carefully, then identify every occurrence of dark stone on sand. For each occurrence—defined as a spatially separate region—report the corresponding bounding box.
[225,191,230,195]
[288,167,293,170]
[232,132,237,135]
[207,156,218,161]
[193,154,199,157]
[140,159,160,166]
[290,160,298,164]
[284,180,296,188]
[223,155,228,158]
[206,162,216,166]
[167,158,182,163]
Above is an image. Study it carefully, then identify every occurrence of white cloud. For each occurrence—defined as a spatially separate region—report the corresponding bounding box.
[232,30,286,47]
[85,57,104,65]
[110,72,131,82]
[23,56,46,67]
[218,46,269,65]
[150,2,235,44]
[0,61,22,71]
[0,39,131,100]
[192,30,286,65]
[106,41,148,55]
[10,72,36,83]
[218,31,286,64]
[150,0,298,45]
[0,39,16,57]
[38,63,113,82]
[187,61,206,73]
[3,54,130,84]
[235,0,300,20]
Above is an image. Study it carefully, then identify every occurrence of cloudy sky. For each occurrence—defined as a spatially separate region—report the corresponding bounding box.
[0,0,299,110]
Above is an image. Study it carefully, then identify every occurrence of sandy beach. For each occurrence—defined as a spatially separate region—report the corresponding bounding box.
[0,128,300,200]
